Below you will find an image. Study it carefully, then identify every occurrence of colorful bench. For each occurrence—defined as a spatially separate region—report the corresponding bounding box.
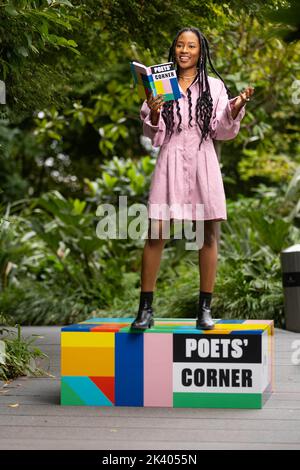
[61,318,274,409]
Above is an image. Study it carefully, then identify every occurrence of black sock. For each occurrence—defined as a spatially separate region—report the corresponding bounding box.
[199,290,212,307]
[139,290,153,306]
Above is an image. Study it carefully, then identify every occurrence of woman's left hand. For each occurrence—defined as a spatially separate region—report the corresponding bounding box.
[231,86,255,119]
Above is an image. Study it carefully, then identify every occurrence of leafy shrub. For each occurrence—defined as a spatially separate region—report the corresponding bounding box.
[212,184,299,326]
[0,322,47,381]
[83,154,156,205]
[153,182,299,327]
[238,149,297,184]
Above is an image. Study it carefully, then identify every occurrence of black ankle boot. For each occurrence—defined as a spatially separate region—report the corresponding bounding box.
[131,291,154,330]
[196,292,215,330]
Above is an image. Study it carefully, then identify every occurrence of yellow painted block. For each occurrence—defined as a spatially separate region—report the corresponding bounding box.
[155,80,164,94]
[61,332,114,348]
[213,324,269,331]
[61,347,114,376]
[204,330,232,335]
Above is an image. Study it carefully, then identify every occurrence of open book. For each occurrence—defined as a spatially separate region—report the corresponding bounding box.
[130,60,182,102]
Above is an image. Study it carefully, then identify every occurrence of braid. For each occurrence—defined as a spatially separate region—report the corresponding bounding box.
[162,100,175,138]
[187,88,193,127]
[175,100,182,132]
[161,27,230,149]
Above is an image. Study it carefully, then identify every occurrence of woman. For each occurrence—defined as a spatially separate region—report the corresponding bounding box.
[131,27,254,331]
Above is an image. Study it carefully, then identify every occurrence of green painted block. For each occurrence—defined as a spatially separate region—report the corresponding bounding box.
[61,380,85,405]
[173,392,262,409]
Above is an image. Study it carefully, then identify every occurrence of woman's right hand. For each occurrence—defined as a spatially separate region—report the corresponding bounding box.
[147,92,164,125]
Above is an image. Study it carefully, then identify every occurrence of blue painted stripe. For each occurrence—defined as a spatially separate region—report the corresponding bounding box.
[233,329,264,335]
[61,324,100,332]
[115,332,144,406]
[172,328,205,334]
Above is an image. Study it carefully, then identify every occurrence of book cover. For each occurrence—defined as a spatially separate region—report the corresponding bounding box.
[130,60,182,102]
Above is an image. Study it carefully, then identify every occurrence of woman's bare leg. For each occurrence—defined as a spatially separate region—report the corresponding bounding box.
[141,218,170,291]
[198,220,219,291]
[195,219,219,329]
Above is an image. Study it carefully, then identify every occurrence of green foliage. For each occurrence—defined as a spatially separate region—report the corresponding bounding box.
[212,185,299,327]
[0,0,80,120]
[27,190,128,318]
[0,179,154,323]
[208,14,300,197]
[238,148,297,184]
[265,0,300,42]
[84,155,156,205]
[0,204,33,291]
[0,280,101,326]
[1,0,292,204]
[214,251,284,326]
[284,166,300,222]
[0,323,47,381]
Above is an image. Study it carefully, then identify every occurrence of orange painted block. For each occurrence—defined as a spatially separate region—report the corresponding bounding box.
[61,347,114,376]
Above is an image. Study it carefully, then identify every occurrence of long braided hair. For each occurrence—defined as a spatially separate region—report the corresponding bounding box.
[161,27,232,150]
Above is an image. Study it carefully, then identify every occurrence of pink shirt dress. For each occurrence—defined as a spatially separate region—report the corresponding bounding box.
[140,75,246,221]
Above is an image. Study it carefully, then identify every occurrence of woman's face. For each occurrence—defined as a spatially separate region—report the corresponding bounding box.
[175,31,200,70]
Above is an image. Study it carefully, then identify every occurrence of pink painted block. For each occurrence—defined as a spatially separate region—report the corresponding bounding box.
[245,320,274,324]
[162,79,173,94]
[144,333,173,407]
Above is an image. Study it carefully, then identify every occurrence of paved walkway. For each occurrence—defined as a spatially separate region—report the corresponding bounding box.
[0,326,300,450]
